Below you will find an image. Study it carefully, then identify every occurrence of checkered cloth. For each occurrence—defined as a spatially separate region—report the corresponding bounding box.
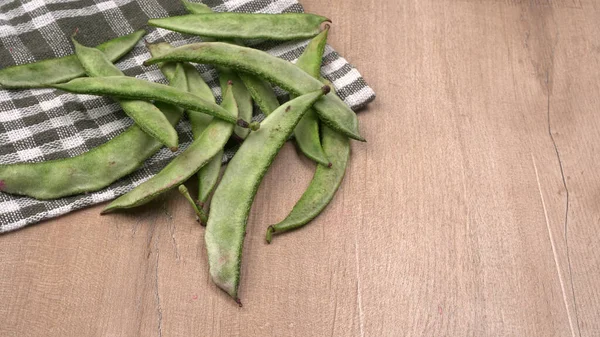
[0,0,375,233]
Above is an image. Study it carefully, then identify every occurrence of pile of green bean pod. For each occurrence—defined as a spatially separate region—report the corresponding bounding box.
[0,3,371,304]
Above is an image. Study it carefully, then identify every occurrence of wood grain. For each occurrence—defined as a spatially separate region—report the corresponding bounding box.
[2,0,600,335]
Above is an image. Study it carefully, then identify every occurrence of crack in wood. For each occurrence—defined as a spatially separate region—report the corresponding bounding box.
[546,72,581,337]
[154,238,163,337]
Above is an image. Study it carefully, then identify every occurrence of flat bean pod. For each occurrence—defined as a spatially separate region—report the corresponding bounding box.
[182,1,273,205]
[102,82,237,212]
[266,125,350,243]
[0,75,185,200]
[0,30,145,89]
[187,67,223,205]
[148,42,221,207]
[51,76,257,130]
[205,86,329,302]
[218,68,253,140]
[238,72,280,115]
[73,39,179,151]
[180,2,256,141]
[148,13,330,41]
[145,48,217,218]
[292,28,330,165]
[143,42,364,141]
[147,42,214,137]
[146,42,179,81]
[266,46,351,242]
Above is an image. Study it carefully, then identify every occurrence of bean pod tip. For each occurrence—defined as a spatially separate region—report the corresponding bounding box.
[99,207,114,215]
[249,121,261,131]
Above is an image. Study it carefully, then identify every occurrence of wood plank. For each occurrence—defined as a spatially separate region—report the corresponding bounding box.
[1,0,599,336]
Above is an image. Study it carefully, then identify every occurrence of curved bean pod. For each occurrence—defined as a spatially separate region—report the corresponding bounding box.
[147,42,213,135]
[51,76,258,130]
[218,68,253,140]
[146,42,179,81]
[187,68,223,206]
[0,30,145,89]
[181,1,276,206]
[147,45,219,216]
[180,2,256,141]
[148,13,330,41]
[143,42,364,141]
[102,82,237,212]
[265,126,349,243]
[205,86,329,302]
[73,39,179,151]
[0,77,185,200]
[238,73,280,116]
[148,42,221,208]
[292,27,330,165]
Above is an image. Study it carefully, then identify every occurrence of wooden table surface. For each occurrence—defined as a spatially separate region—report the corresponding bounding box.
[2,0,600,336]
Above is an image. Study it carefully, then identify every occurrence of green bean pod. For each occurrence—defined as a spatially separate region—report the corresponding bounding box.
[238,72,280,115]
[217,68,253,139]
[187,68,223,206]
[266,49,351,242]
[148,42,221,208]
[181,1,274,207]
[181,0,211,14]
[182,0,279,118]
[102,82,237,212]
[0,75,185,200]
[205,86,329,302]
[51,76,257,130]
[148,13,330,41]
[266,126,349,243]
[0,30,146,89]
[73,38,179,151]
[143,42,364,141]
[292,27,330,165]
[180,2,257,141]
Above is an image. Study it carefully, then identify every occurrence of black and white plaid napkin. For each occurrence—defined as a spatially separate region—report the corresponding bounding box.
[0,0,375,233]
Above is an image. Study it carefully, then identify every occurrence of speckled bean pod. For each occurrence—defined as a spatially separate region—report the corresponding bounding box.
[143,42,364,141]
[148,12,330,41]
[0,30,145,89]
[205,86,329,303]
[102,81,238,213]
[51,76,257,130]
